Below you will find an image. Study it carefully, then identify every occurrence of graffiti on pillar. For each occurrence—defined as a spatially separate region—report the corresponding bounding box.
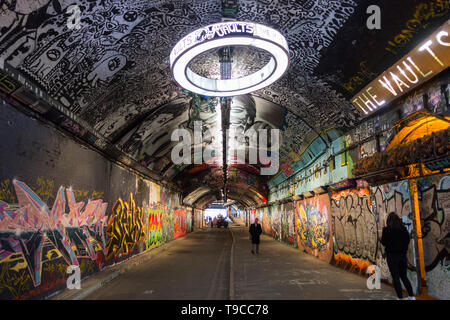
[162,208,174,243]
[331,188,379,274]
[149,182,161,208]
[174,209,187,239]
[297,194,333,263]
[194,209,203,230]
[280,202,296,245]
[417,174,450,300]
[262,207,270,234]
[106,193,146,260]
[331,183,419,293]
[256,208,263,227]
[146,208,163,249]
[187,210,192,232]
[270,205,281,240]
[0,180,108,299]
[370,181,419,293]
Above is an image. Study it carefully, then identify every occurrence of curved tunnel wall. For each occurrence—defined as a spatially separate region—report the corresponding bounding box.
[258,73,450,300]
[257,175,450,299]
[0,99,199,300]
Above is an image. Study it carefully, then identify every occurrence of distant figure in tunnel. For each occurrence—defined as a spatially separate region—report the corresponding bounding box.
[380,213,416,300]
[249,218,262,254]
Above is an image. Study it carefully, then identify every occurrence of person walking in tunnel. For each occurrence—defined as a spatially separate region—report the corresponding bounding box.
[380,213,416,300]
[249,217,262,254]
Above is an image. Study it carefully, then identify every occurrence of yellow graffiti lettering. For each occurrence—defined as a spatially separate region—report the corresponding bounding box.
[106,193,146,259]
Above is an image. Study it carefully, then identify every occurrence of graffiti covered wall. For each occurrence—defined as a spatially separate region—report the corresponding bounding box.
[174,209,188,239]
[0,181,108,299]
[0,100,191,300]
[106,194,146,260]
[296,194,333,263]
[417,174,450,300]
[250,209,256,224]
[280,202,296,246]
[370,181,419,293]
[269,205,281,241]
[330,182,419,293]
[194,209,204,231]
[254,207,270,234]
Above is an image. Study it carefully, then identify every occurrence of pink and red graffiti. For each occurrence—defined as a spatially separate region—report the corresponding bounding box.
[0,180,108,287]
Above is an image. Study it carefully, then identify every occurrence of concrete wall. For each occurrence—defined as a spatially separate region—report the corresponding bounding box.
[0,99,193,300]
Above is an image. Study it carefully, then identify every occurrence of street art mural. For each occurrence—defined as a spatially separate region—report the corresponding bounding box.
[371,181,419,293]
[187,210,193,233]
[296,194,333,263]
[256,208,263,227]
[417,174,450,300]
[149,182,161,207]
[280,202,296,245]
[106,194,146,260]
[269,205,281,241]
[0,180,108,299]
[262,207,270,234]
[331,183,419,293]
[194,209,203,231]
[0,179,189,299]
[331,188,378,273]
[250,209,256,224]
[174,209,188,239]
[146,208,163,250]
[255,207,268,233]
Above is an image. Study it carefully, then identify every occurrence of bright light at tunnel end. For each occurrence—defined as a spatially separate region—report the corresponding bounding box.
[170,21,290,97]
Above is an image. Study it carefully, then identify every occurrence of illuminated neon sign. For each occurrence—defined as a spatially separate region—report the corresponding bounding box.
[352,20,450,115]
[169,21,289,97]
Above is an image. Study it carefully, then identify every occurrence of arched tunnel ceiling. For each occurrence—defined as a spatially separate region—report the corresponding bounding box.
[1,0,448,206]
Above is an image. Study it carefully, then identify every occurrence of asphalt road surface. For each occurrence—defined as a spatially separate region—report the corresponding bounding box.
[85,225,398,300]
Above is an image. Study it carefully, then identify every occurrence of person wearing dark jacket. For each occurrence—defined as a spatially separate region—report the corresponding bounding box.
[249,218,263,254]
[380,212,415,300]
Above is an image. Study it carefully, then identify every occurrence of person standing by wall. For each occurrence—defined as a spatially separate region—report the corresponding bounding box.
[249,217,263,254]
[380,212,416,300]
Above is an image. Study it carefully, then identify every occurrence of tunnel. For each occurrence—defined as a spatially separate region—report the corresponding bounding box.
[0,0,449,306]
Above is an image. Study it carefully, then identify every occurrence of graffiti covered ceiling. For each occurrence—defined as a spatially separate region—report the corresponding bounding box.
[0,0,448,208]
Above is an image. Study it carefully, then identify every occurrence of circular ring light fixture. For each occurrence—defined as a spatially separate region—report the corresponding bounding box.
[170,21,289,97]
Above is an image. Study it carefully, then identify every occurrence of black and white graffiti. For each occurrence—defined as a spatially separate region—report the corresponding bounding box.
[331,181,420,294]
[0,0,361,146]
[0,0,376,196]
[0,0,222,139]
